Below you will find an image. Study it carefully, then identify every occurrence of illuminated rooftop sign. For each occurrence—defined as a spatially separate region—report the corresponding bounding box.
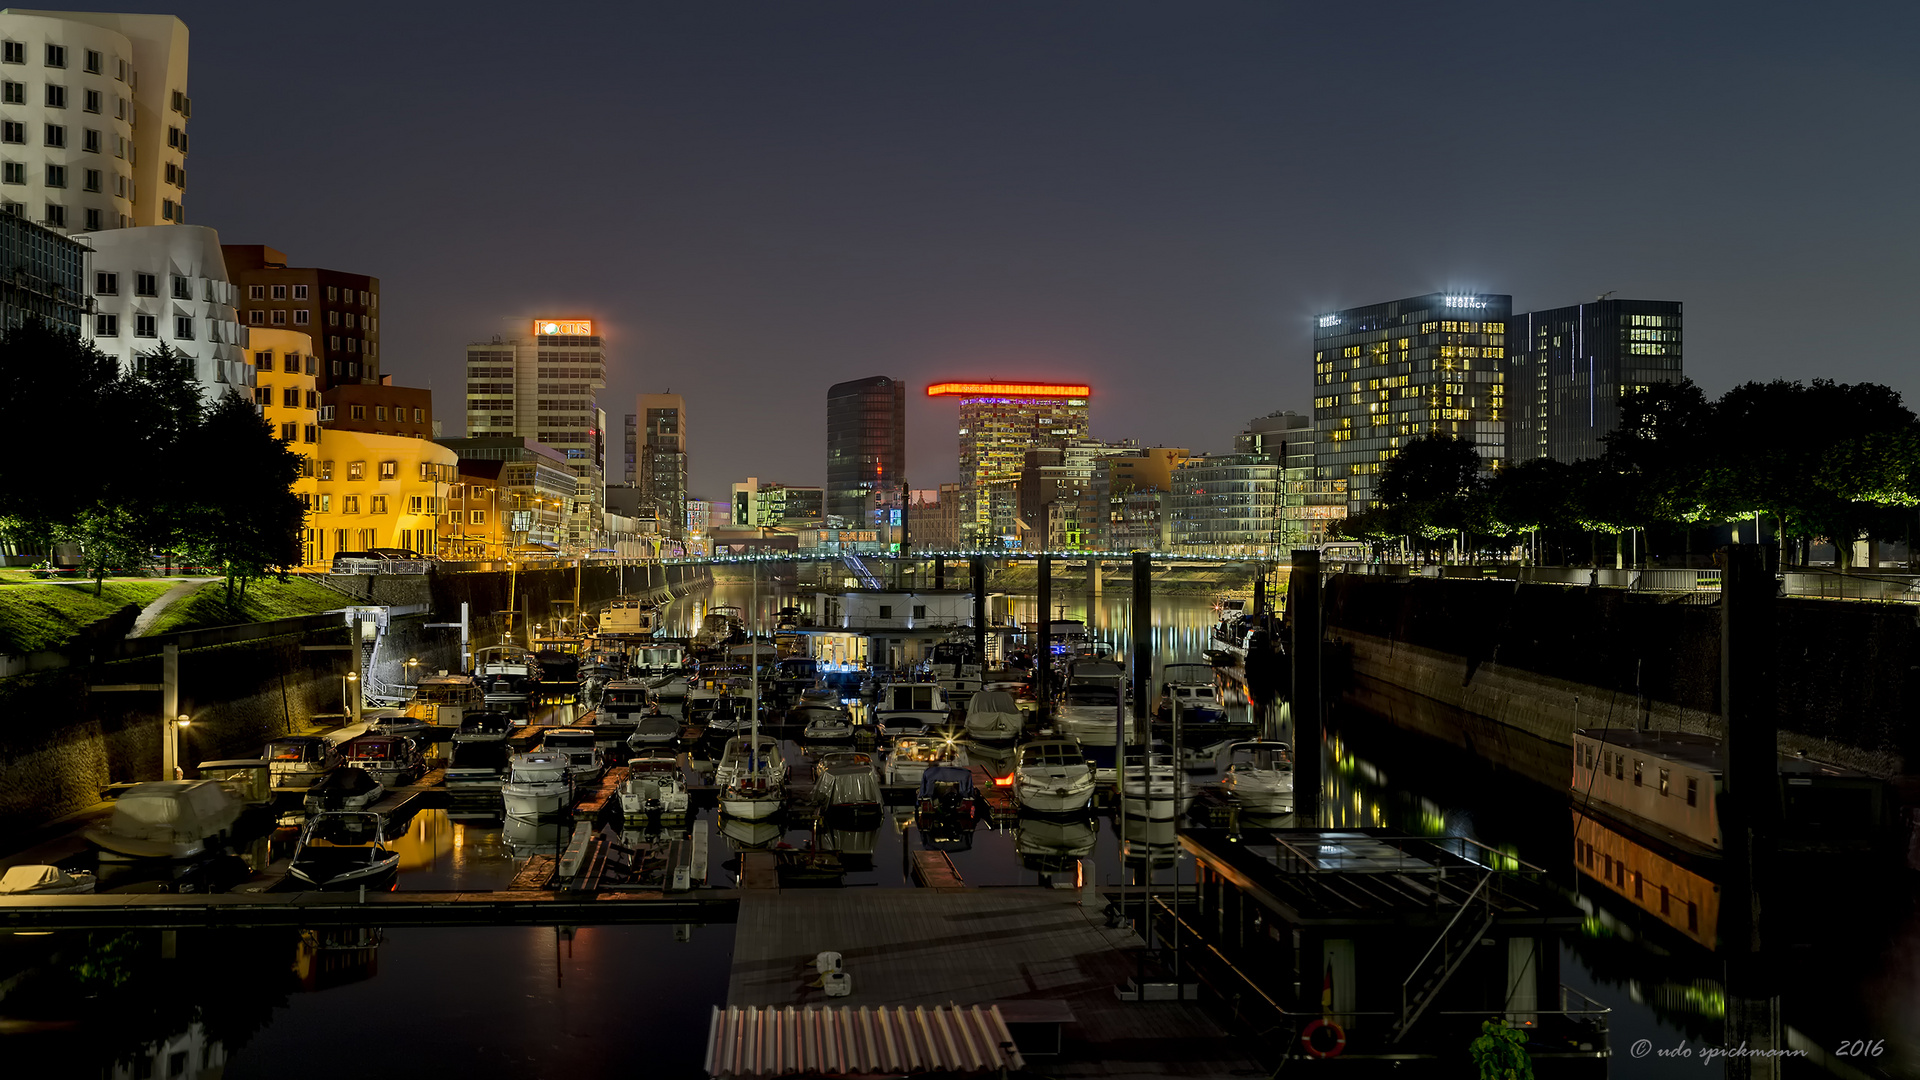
[1442,296,1487,309]
[926,382,1091,399]
[535,319,593,336]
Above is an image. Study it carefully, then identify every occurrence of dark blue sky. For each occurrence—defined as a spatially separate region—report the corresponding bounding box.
[181,1,1919,496]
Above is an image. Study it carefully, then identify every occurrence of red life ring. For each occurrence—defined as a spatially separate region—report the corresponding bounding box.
[1301,1019,1347,1058]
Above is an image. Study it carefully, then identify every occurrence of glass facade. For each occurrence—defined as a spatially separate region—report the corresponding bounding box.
[952,394,1089,544]
[825,376,906,526]
[1168,453,1285,553]
[636,394,688,538]
[1312,292,1512,514]
[1507,299,1684,464]
[0,212,82,331]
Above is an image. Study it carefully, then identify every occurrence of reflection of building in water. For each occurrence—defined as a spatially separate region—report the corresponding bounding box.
[105,1021,226,1080]
[294,927,383,992]
[1571,809,1719,950]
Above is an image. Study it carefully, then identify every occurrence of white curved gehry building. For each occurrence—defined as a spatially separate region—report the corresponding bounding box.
[0,9,188,234]
[78,223,249,395]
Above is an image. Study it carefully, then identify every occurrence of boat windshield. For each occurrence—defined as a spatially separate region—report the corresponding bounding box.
[1231,745,1292,770]
[269,742,320,763]
[1020,744,1084,768]
[889,686,939,711]
[1065,685,1119,706]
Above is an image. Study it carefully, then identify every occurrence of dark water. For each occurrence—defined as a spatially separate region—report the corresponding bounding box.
[5,586,1914,1078]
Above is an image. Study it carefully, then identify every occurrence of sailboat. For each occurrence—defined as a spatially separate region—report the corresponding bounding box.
[721,562,784,822]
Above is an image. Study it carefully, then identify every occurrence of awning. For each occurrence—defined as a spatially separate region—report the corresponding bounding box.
[706,1005,1024,1078]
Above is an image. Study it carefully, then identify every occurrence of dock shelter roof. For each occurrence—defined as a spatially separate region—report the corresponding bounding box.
[706,1004,1024,1078]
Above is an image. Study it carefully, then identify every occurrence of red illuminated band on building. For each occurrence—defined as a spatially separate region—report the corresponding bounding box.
[925,382,1091,399]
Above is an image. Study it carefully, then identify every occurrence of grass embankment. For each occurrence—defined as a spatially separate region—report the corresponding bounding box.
[141,577,350,637]
[0,580,174,654]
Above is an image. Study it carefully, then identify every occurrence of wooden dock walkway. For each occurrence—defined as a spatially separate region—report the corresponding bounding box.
[909,849,964,889]
[971,764,1019,824]
[575,766,628,815]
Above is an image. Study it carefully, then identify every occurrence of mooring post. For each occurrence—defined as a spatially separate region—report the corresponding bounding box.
[1088,556,1102,599]
[160,643,179,780]
[1132,552,1152,725]
[1288,548,1322,820]
[1720,543,1783,1078]
[934,555,946,591]
[1036,554,1052,728]
[971,555,988,672]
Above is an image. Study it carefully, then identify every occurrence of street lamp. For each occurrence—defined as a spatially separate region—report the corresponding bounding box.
[406,656,420,686]
[173,714,190,779]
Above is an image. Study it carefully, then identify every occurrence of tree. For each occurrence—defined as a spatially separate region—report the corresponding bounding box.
[0,320,125,543]
[181,390,305,601]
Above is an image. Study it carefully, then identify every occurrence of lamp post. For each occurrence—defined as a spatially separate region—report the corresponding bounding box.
[173,714,190,779]
[406,656,420,686]
[344,670,361,726]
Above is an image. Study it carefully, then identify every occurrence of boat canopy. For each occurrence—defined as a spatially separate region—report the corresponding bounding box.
[108,781,239,840]
[820,765,881,806]
[966,690,1020,716]
[919,765,976,799]
[0,865,84,893]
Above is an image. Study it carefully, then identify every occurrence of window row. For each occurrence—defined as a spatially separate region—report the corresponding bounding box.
[0,81,125,116]
[0,43,114,74]
[0,121,124,157]
[92,312,205,340]
[255,386,320,410]
[253,350,316,375]
[246,308,309,326]
[0,162,108,191]
[249,284,310,301]
[273,421,319,443]
[342,404,425,423]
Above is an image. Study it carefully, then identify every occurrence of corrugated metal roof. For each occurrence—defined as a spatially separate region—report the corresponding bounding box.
[706,1004,1026,1077]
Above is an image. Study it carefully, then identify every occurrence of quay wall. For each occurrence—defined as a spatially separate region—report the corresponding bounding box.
[0,563,708,835]
[1323,575,1918,784]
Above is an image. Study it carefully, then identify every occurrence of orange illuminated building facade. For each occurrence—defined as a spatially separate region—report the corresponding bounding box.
[927,380,1091,545]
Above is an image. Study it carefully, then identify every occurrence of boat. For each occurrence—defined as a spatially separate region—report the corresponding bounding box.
[266,736,342,789]
[813,751,874,781]
[801,708,856,741]
[1156,664,1227,723]
[1053,660,1132,781]
[535,734,606,790]
[875,682,951,736]
[302,767,386,814]
[814,763,882,821]
[1217,740,1294,812]
[625,713,682,749]
[914,764,982,837]
[885,734,968,787]
[405,673,486,729]
[599,597,658,637]
[721,771,784,820]
[289,811,401,889]
[635,643,688,678]
[1118,749,1192,821]
[339,734,426,788]
[962,689,1024,742]
[620,751,690,822]
[644,672,690,712]
[452,710,514,743]
[1012,739,1095,815]
[719,815,783,851]
[0,864,97,895]
[924,639,981,682]
[502,752,574,820]
[713,734,787,790]
[444,740,510,805]
[84,780,245,860]
[475,644,540,717]
[365,709,426,737]
[531,636,583,684]
[599,679,652,725]
[772,656,820,696]
[1015,815,1097,873]
[699,604,746,648]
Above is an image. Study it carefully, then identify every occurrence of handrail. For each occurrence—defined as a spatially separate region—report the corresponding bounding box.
[1401,870,1494,1022]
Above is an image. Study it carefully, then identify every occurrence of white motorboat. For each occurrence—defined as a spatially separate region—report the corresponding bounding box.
[884,735,968,787]
[1157,664,1228,723]
[625,714,681,749]
[0,864,96,894]
[636,644,688,679]
[476,645,540,708]
[721,772,785,820]
[339,734,426,789]
[502,752,573,820]
[1218,740,1294,812]
[645,672,691,712]
[1012,739,1095,815]
[875,682,951,736]
[85,780,245,860]
[801,708,855,741]
[713,734,786,791]
[1118,751,1192,821]
[620,752,690,821]
[366,709,427,737]
[289,811,401,889]
[302,767,386,814]
[599,679,651,726]
[813,750,874,781]
[266,736,341,789]
[962,689,1024,742]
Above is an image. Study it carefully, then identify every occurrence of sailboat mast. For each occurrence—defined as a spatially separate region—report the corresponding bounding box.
[750,560,760,765]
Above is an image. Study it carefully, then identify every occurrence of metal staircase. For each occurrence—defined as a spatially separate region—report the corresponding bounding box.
[1391,870,1498,1043]
[842,553,884,590]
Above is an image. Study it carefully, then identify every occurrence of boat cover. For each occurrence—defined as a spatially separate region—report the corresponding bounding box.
[965,690,1020,717]
[106,781,240,842]
[918,765,975,800]
[818,765,881,807]
[0,865,82,893]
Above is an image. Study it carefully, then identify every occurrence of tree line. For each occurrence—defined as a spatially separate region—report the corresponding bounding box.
[1335,378,1920,570]
[0,320,304,597]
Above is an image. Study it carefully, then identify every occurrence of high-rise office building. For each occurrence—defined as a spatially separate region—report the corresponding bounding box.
[1312,292,1511,515]
[463,318,606,546]
[222,245,381,392]
[826,376,906,526]
[926,381,1091,546]
[633,392,687,537]
[0,10,189,233]
[1507,298,1684,464]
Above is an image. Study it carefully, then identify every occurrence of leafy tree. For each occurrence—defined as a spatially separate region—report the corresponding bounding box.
[0,319,124,542]
[181,389,304,601]
[1468,1018,1534,1080]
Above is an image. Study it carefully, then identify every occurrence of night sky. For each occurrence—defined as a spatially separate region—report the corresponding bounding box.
[180,1,1919,497]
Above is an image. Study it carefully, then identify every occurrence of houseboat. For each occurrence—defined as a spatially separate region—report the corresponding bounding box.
[404,673,485,729]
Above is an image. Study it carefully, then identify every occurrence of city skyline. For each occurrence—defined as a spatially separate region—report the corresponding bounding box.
[165,1,1919,498]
